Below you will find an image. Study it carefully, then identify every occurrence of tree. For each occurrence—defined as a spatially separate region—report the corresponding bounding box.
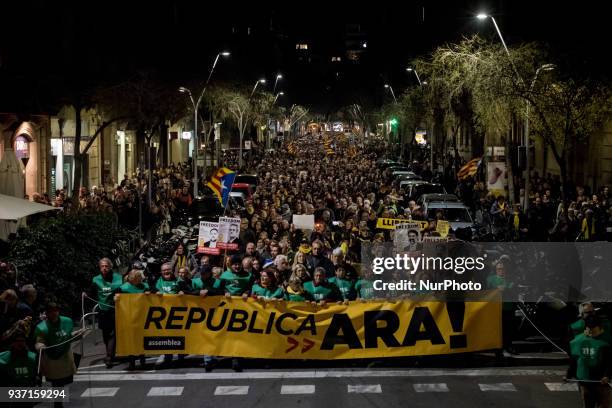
[283,104,309,140]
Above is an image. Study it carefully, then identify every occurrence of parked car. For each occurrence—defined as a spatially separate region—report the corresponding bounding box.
[234,174,258,189]
[420,195,475,230]
[231,183,254,200]
[229,191,247,210]
[399,180,446,200]
[392,170,419,179]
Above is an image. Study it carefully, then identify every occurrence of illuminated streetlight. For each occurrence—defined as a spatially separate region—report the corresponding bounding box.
[406,67,423,86]
[384,84,397,103]
[177,51,230,196]
[251,78,267,97]
[273,73,283,94]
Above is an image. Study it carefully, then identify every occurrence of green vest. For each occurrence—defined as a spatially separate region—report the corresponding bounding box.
[192,277,223,295]
[220,270,254,296]
[486,274,513,290]
[355,279,376,299]
[304,281,336,301]
[0,350,37,386]
[34,316,73,359]
[251,284,284,299]
[155,277,179,294]
[92,273,123,311]
[120,282,149,294]
[570,333,610,381]
[329,277,356,300]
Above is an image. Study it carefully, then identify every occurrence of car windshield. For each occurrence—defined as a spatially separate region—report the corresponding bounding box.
[191,197,223,217]
[414,184,445,196]
[235,175,258,186]
[430,207,472,223]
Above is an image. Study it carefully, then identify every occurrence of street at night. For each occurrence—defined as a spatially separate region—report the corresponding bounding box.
[1,2,612,408]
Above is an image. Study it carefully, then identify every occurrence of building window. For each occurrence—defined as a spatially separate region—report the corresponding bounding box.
[331,56,342,62]
[296,43,308,50]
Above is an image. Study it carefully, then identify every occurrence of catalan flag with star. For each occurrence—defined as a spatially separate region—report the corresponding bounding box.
[207,167,236,207]
[457,157,482,181]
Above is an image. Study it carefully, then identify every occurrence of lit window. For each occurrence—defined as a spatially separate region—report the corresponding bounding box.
[331,56,342,62]
[296,43,308,50]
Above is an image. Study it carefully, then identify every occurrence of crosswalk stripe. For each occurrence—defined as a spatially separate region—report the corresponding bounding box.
[347,384,382,393]
[280,385,316,394]
[214,385,250,395]
[413,383,449,392]
[479,383,517,392]
[147,387,184,396]
[545,382,579,391]
[80,387,119,397]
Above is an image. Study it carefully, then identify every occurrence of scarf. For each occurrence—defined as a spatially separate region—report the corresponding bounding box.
[582,218,595,240]
[513,213,520,231]
[176,255,186,269]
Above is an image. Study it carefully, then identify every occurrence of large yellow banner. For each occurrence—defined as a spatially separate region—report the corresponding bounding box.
[116,294,501,359]
[376,218,429,230]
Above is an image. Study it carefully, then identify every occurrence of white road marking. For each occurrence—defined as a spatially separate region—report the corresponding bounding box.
[147,386,184,396]
[214,386,250,395]
[479,383,517,392]
[413,383,449,392]
[80,387,120,397]
[74,368,566,382]
[347,384,382,393]
[545,382,579,391]
[280,385,316,394]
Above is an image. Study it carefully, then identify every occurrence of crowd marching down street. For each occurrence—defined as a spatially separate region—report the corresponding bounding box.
[2,131,612,406]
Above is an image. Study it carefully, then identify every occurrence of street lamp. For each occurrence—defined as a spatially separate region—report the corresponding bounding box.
[384,84,397,103]
[251,78,267,97]
[178,51,230,197]
[273,73,283,94]
[524,63,555,210]
[273,91,285,104]
[476,13,523,84]
[406,67,423,86]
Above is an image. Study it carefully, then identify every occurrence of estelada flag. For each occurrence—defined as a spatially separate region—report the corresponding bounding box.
[207,167,236,207]
[457,157,482,180]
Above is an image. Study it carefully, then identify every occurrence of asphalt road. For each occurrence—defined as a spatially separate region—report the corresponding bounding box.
[62,362,581,408]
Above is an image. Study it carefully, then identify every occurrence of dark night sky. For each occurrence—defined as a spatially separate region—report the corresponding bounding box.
[0,1,609,114]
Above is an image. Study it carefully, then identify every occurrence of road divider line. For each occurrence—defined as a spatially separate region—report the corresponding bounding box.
[74,368,566,381]
[280,385,315,394]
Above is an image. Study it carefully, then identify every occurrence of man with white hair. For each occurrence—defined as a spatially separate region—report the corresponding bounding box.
[331,247,357,281]
[274,255,290,281]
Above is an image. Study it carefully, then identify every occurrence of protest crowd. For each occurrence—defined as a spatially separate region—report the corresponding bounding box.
[1,131,612,406]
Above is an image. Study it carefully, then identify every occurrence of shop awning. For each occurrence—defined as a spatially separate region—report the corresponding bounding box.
[0,194,60,221]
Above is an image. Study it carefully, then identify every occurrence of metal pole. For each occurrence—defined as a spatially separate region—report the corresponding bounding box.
[193,100,198,197]
[525,102,530,211]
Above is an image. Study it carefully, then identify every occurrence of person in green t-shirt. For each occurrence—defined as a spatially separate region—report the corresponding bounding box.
[355,269,377,300]
[90,257,122,368]
[567,315,612,407]
[115,269,148,370]
[220,255,254,299]
[304,267,340,305]
[285,277,313,302]
[0,329,37,388]
[155,263,179,294]
[329,266,356,302]
[192,265,224,297]
[251,269,284,300]
[35,303,82,395]
[117,269,150,294]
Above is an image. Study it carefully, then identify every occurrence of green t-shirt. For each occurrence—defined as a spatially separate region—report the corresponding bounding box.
[570,333,611,381]
[220,270,254,296]
[329,277,356,300]
[304,281,337,302]
[251,284,284,299]
[355,279,376,299]
[0,350,37,387]
[192,277,224,295]
[155,277,179,294]
[92,273,123,311]
[34,316,74,360]
[119,282,149,294]
[570,318,612,344]
[486,275,513,290]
